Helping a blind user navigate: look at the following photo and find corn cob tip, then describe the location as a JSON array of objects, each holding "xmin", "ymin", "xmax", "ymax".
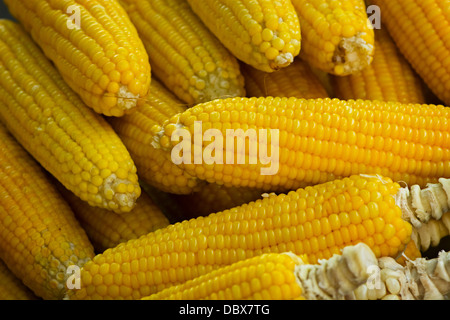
[
  {"xmin": 100, "ymin": 173, "xmax": 141, "ymax": 213},
  {"xmin": 117, "ymin": 85, "xmax": 141, "ymax": 112},
  {"xmin": 333, "ymin": 32, "xmax": 374, "ymax": 76},
  {"xmin": 271, "ymin": 53, "xmax": 295, "ymax": 71}
]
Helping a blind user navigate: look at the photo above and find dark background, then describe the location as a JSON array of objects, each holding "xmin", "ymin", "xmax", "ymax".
[{"xmin": 0, "ymin": 1, "xmax": 14, "ymax": 20}]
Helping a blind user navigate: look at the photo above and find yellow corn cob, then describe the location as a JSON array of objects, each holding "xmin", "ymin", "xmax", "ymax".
[
  {"xmin": 371, "ymin": 0, "xmax": 450, "ymax": 106},
  {"xmin": 108, "ymin": 79, "xmax": 200, "ymax": 195},
  {"xmin": 0, "ymin": 20, "xmax": 140, "ymax": 213},
  {"xmin": 143, "ymin": 243, "xmax": 378, "ymax": 300},
  {"xmin": 118, "ymin": 0, "xmax": 245, "ymax": 104},
  {"xmin": 0, "ymin": 123, "xmax": 95, "ymax": 300},
  {"xmin": 242, "ymin": 59, "xmax": 329, "ymax": 99},
  {"xmin": 170, "ymin": 183, "xmax": 265, "ymax": 219},
  {"xmin": 332, "ymin": 27, "xmax": 426, "ymax": 104},
  {"xmin": 186, "ymin": 0, "xmax": 301, "ymax": 73},
  {"xmin": 154, "ymin": 97, "xmax": 450, "ymax": 192},
  {"xmin": 58, "ymin": 187, "xmax": 170, "ymax": 253},
  {"xmin": 291, "ymin": 0, "xmax": 375, "ymax": 76},
  {"xmin": 0, "ymin": 259, "xmax": 38, "ymax": 300},
  {"xmin": 4, "ymin": 0, "xmax": 151, "ymax": 117},
  {"xmin": 67, "ymin": 175, "xmax": 413, "ymax": 300}
]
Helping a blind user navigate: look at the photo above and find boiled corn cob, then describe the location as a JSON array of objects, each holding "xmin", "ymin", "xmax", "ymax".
[
  {"xmin": 371, "ymin": 0, "xmax": 450, "ymax": 106},
  {"xmin": 0, "ymin": 259, "xmax": 38, "ymax": 300},
  {"xmin": 291, "ymin": 0, "xmax": 375, "ymax": 75},
  {"xmin": 395, "ymin": 240, "xmax": 422, "ymax": 267},
  {"xmin": 332, "ymin": 27, "xmax": 426, "ymax": 104},
  {"xmin": 242, "ymin": 59, "xmax": 329, "ymax": 99},
  {"xmin": 3, "ymin": 0, "xmax": 151, "ymax": 117},
  {"xmin": 58, "ymin": 187, "xmax": 170, "ymax": 253},
  {"xmin": 143, "ymin": 243, "xmax": 378, "ymax": 300},
  {"xmin": 0, "ymin": 122, "xmax": 95, "ymax": 300},
  {"xmin": 153, "ymin": 97, "xmax": 450, "ymax": 192},
  {"xmin": 67, "ymin": 175, "xmax": 415, "ymax": 300},
  {"xmin": 186, "ymin": 0, "xmax": 301, "ymax": 73},
  {"xmin": 108, "ymin": 79, "xmax": 200, "ymax": 195},
  {"xmin": 0, "ymin": 20, "xmax": 140, "ymax": 213},
  {"xmin": 119, "ymin": 0, "xmax": 245, "ymax": 104}
]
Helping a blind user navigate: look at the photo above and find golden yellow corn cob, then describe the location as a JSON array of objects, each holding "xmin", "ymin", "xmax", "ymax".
[
  {"xmin": 394, "ymin": 239, "xmax": 422, "ymax": 266},
  {"xmin": 67, "ymin": 175, "xmax": 413, "ymax": 300},
  {"xmin": 170, "ymin": 183, "xmax": 265, "ymax": 219},
  {"xmin": 242, "ymin": 59, "xmax": 329, "ymax": 99},
  {"xmin": 291, "ymin": 0, "xmax": 375, "ymax": 75},
  {"xmin": 143, "ymin": 243, "xmax": 378, "ymax": 300},
  {"xmin": 58, "ymin": 187, "xmax": 170, "ymax": 253},
  {"xmin": 0, "ymin": 123, "xmax": 95, "ymax": 300},
  {"xmin": 0, "ymin": 20, "xmax": 140, "ymax": 213},
  {"xmin": 332, "ymin": 27, "xmax": 426, "ymax": 104},
  {"xmin": 108, "ymin": 79, "xmax": 200, "ymax": 195},
  {"xmin": 186, "ymin": 0, "xmax": 301, "ymax": 73},
  {"xmin": 371, "ymin": 0, "xmax": 450, "ymax": 106},
  {"xmin": 0, "ymin": 259, "xmax": 38, "ymax": 300},
  {"xmin": 154, "ymin": 97, "xmax": 450, "ymax": 192},
  {"xmin": 4, "ymin": 0, "xmax": 151, "ymax": 117},
  {"xmin": 119, "ymin": 0, "xmax": 245, "ymax": 104}
]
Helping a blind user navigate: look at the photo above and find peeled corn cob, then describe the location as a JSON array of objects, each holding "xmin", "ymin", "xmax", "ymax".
[
  {"xmin": 58, "ymin": 187, "xmax": 170, "ymax": 253},
  {"xmin": 108, "ymin": 79, "xmax": 200, "ymax": 195},
  {"xmin": 186, "ymin": 0, "xmax": 301, "ymax": 73},
  {"xmin": 371, "ymin": 0, "xmax": 450, "ymax": 106},
  {"xmin": 0, "ymin": 20, "xmax": 140, "ymax": 213},
  {"xmin": 3, "ymin": 0, "xmax": 151, "ymax": 117},
  {"xmin": 242, "ymin": 59, "xmax": 329, "ymax": 99},
  {"xmin": 0, "ymin": 122, "xmax": 95, "ymax": 300},
  {"xmin": 67, "ymin": 175, "xmax": 415, "ymax": 300},
  {"xmin": 332, "ymin": 27, "xmax": 426, "ymax": 104},
  {"xmin": 153, "ymin": 97, "xmax": 450, "ymax": 192},
  {"xmin": 119, "ymin": 0, "xmax": 245, "ymax": 104},
  {"xmin": 143, "ymin": 243, "xmax": 378, "ymax": 300},
  {"xmin": 0, "ymin": 259, "xmax": 38, "ymax": 300},
  {"xmin": 291, "ymin": 0, "xmax": 375, "ymax": 75}
]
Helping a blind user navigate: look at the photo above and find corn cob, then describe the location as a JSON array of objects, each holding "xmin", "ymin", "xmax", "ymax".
[
  {"xmin": 242, "ymin": 59, "xmax": 329, "ymax": 99},
  {"xmin": 395, "ymin": 240, "xmax": 422, "ymax": 267},
  {"xmin": 186, "ymin": 0, "xmax": 301, "ymax": 73},
  {"xmin": 170, "ymin": 183, "xmax": 265, "ymax": 219},
  {"xmin": 371, "ymin": 0, "xmax": 450, "ymax": 107},
  {"xmin": 108, "ymin": 79, "xmax": 200, "ymax": 195},
  {"xmin": 3, "ymin": 0, "xmax": 151, "ymax": 117},
  {"xmin": 332, "ymin": 27, "xmax": 427, "ymax": 104},
  {"xmin": 153, "ymin": 97, "xmax": 450, "ymax": 192},
  {"xmin": 67, "ymin": 175, "xmax": 415, "ymax": 300},
  {"xmin": 0, "ymin": 20, "xmax": 140, "ymax": 213},
  {"xmin": 0, "ymin": 259, "xmax": 38, "ymax": 300},
  {"xmin": 352, "ymin": 249, "xmax": 450, "ymax": 300},
  {"xmin": 118, "ymin": 0, "xmax": 245, "ymax": 105},
  {"xmin": 58, "ymin": 187, "xmax": 170, "ymax": 253},
  {"xmin": 143, "ymin": 243, "xmax": 378, "ymax": 300},
  {"xmin": 291, "ymin": 0, "xmax": 375, "ymax": 75},
  {"xmin": 0, "ymin": 122, "xmax": 95, "ymax": 300}
]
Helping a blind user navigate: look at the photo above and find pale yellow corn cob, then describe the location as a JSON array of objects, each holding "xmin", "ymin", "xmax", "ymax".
[
  {"xmin": 0, "ymin": 20, "xmax": 140, "ymax": 213},
  {"xmin": 187, "ymin": 0, "xmax": 302, "ymax": 72},
  {"xmin": 291, "ymin": 0, "xmax": 375, "ymax": 75},
  {"xmin": 4, "ymin": 0, "xmax": 151, "ymax": 117},
  {"xmin": 332, "ymin": 27, "xmax": 427, "ymax": 104},
  {"xmin": 0, "ymin": 122, "xmax": 95, "ymax": 300},
  {"xmin": 119, "ymin": 0, "xmax": 246, "ymax": 104},
  {"xmin": 371, "ymin": 0, "xmax": 450, "ymax": 107}
]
